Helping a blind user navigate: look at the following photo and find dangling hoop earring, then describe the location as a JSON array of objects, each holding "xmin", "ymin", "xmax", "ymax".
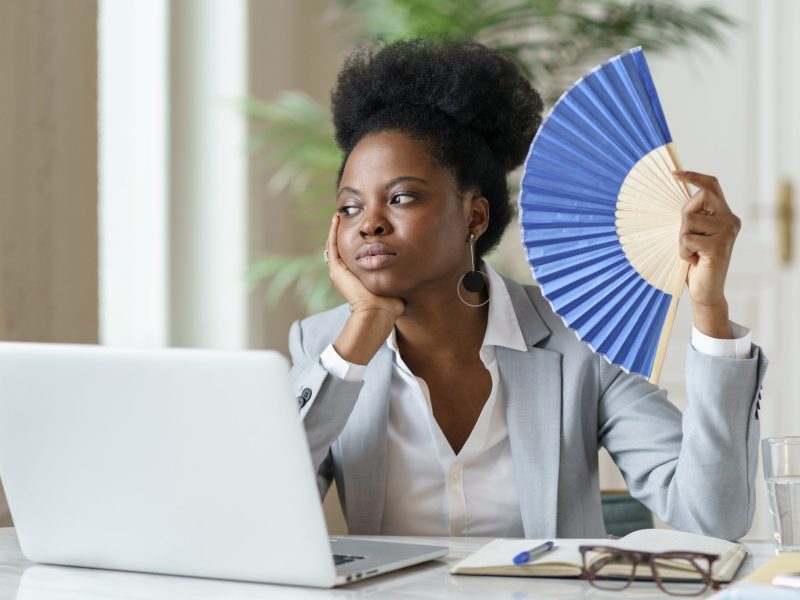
[{"xmin": 457, "ymin": 234, "xmax": 490, "ymax": 308}]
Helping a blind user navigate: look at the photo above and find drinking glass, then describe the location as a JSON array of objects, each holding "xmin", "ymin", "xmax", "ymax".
[{"xmin": 762, "ymin": 437, "xmax": 800, "ymax": 552}]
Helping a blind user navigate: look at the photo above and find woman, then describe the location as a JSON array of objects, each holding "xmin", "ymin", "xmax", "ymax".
[{"xmin": 289, "ymin": 39, "xmax": 767, "ymax": 540}]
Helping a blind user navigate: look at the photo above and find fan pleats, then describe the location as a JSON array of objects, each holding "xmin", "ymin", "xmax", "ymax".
[{"xmin": 518, "ymin": 48, "xmax": 689, "ymax": 380}]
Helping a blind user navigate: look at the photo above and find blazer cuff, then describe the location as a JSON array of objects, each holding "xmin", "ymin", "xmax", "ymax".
[
  {"xmin": 320, "ymin": 343, "xmax": 367, "ymax": 382},
  {"xmin": 691, "ymin": 321, "xmax": 752, "ymax": 359}
]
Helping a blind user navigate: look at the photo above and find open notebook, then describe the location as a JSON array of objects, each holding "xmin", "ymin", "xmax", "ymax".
[{"xmin": 451, "ymin": 529, "xmax": 747, "ymax": 582}]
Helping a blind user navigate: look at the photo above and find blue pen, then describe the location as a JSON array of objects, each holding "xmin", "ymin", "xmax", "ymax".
[{"xmin": 512, "ymin": 541, "xmax": 554, "ymax": 565}]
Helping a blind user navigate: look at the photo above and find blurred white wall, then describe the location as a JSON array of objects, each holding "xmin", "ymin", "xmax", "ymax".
[
  {"xmin": 100, "ymin": 0, "xmax": 249, "ymax": 351},
  {"xmin": 99, "ymin": 0, "xmax": 169, "ymax": 348},
  {"xmin": 169, "ymin": 0, "xmax": 249, "ymax": 350}
]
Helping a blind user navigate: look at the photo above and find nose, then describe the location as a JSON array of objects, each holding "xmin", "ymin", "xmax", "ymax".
[
  {"xmin": 359, "ymin": 208, "xmax": 391, "ymax": 239},
  {"xmin": 361, "ymin": 225, "xmax": 385, "ymax": 237}
]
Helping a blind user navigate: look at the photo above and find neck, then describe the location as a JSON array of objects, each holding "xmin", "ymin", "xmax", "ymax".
[{"xmin": 395, "ymin": 270, "xmax": 490, "ymax": 365}]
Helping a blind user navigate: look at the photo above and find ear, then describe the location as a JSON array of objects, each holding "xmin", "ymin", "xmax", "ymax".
[{"xmin": 466, "ymin": 195, "xmax": 490, "ymax": 239}]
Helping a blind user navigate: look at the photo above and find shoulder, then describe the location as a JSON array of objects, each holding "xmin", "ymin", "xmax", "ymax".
[
  {"xmin": 502, "ymin": 275, "xmax": 622, "ymax": 387},
  {"xmin": 517, "ymin": 280, "xmax": 567, "ymax": 332},
  {"xmin": 502, "ymin": 275, "xmax": 589, "ymax": 352},
  {"xmin": 289, "ymin": 303, "xmax": 351, "ymax": 359}
]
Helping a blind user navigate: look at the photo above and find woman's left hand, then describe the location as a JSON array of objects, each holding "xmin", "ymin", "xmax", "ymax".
[{"xmin": 673, "ymin": 170, "xmax": 741, "ymax": 339}]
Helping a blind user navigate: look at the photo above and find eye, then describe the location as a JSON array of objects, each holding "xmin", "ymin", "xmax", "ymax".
[
  {"xmin": 337, "ymin": 204, "xmax": 363, "ymax": 217},
  {"xmin": 390, "ymin": 193, "xmax": 416, "ymax": 205}
]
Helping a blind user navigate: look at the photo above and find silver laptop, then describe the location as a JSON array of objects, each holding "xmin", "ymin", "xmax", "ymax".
[{"xmin": 0, "ymin": 342, "xmax": 447, "ymax": 588}]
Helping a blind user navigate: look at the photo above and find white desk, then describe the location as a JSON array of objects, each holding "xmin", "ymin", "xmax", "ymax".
[{"xmin": 0, "ymin": 528, "xmax": 777, "ymax": 599}]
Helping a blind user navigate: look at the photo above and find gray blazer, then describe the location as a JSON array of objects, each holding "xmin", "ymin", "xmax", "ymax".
[{"xmin": 289, "ymin": 277, "xmax": 767, "ymax": 540}]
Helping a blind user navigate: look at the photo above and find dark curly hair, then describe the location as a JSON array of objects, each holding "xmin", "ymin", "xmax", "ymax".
[{"xmin": 330, "ymin": 38, "xmax": 544, "ymax": 259}]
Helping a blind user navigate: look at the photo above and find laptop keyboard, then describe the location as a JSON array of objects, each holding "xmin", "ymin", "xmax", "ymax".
[{"xmin": 333, "ymin": 553, "xmax": 365, "ymax": 566}]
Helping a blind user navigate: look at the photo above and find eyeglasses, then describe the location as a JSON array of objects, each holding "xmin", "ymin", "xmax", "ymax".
[{"xmin": 578, "ymin": 545, "xmax": 722, "ymax": 596}]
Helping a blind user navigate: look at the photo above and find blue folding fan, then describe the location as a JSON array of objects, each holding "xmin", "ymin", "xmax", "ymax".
[{"xmin": 518, "ymin": 47, "xmax": 691, "ymax": 383}]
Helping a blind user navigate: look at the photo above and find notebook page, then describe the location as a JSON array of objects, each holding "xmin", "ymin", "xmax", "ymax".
[
  {"xmin": 452, "ymin": 538, "xmax": 605, "ymax": 570},
  {"xmin": 609, "ymin": 528, "xmax": 745, "ymax": 579},
  {"xmin": 611, "ymin": 529, "xmax": 737, "ymax": 554}
]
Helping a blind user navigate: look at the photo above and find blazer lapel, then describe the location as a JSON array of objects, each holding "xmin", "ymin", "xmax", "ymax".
[
  {"xmin": 499, "ymin": 278, "xmax": 562, "ymax": 538},
  {"xmin": 337, "ymin": 344, "xmax": 393, "ymax": 534}
]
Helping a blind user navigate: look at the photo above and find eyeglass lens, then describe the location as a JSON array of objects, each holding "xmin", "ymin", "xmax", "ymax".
[{"xmin": 583, "ymin": 547, "xmax": 714, "ymax": 596}]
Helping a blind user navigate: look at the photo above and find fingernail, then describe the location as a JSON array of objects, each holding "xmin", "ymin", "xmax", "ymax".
[
  {"xmin": 332, "ymin": 213, "xmax": 338, "ymax": 222},
  {"xmin": 673, "ymin": 170, "xmax": 685, "ymax": 175}
]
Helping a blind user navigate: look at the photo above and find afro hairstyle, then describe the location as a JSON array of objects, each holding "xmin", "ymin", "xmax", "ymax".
[{"xmin": 330, "ymin": 37, "xmax": 543, "ymax": 259}]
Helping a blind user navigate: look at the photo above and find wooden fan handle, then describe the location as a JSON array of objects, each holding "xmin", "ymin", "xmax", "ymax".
[{"xmin": 649, "ymin": 260, "xmax": 691, "ymax": 384}]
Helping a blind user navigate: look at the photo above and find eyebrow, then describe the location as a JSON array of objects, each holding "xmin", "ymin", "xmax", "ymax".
[{"xmin": 337, "ymin": 176, "xmax": 430, "ymax": 198}]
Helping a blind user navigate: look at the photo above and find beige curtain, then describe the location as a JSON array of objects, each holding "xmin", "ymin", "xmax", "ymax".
[
  {"xmin": 0, "ymin": 0, "xmax": 99, "ymax": 527},
  {"xmin": 0, "ymin": 484, "xmax": 10, "ymax": 527}
]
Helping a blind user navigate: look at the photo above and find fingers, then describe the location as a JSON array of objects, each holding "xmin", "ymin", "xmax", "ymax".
[
  {"xmin": 682, "ymin": 211, "xmax": 717, "ymax": 235},
  {"xmin": 680, "ymin": 191, "xmax": 741, "ymax": 236},
  {"xmin": 679, "ymin": 207, "xmax": 739, "ymax": 266},
  {"xmin": 679, "ymin": 232, "xmax": 734, "ymax": 263},
  {"xmin": 673, "ymin": 170, "xmax": 725, "ymax": 201},
  {"xmin": 682, "ymin": 210, "xmax": 740, "ymax": 236},
  {"xmin": 326, "ymin": 213, "xmax": 343, "ymax": 266},
  {"xmin": 674, "ymin": 171, "xmax": 741, "ymax": 310},
  {"xmin": 676, "ymin": 171, "xmax": 741, "ymax": 228},
  {"xmin": 675, "ymin": 171, "xmax": 741, "ymax": 266},
  {"xmin": 682, "ymin": 189, "xmax": 712, "ymax": 215},
  {"xmin": 325, "ymin": 213, "xmax": 360, "ymax": 290},
  {"xmin": 326, "ymin": 214, "xmax": 354, "ymax": 295},
  {"xmin": 674, "ymin": 170, "xmax": 737, "ymax": 219}
]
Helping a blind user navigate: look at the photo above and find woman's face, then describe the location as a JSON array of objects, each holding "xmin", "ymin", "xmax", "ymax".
[{"xmin": 336, "ymin": 130, "xmax": 485, "ymax": 298}]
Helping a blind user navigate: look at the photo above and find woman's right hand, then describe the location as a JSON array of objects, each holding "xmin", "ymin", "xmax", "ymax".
[{"xmin": 326, "ymin": 214, "xmax": 404, "ymax": 365}]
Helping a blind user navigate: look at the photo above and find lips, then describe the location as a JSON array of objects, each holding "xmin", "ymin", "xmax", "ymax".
[
  {"xmin": 355, "ymin": 243, "xmax": 398, "ymax": 270},
  {"xmin": 355, "ymin": 243, "xmax": 396, "ymax": 259}
]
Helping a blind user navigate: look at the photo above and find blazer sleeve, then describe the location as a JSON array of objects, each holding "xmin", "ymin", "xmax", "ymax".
[
  {"xmin": 598, "ymin": 343, "xmax": 768, "ymax": 540},
  {"xmin": 288, "ymin": 318, "xmax": 365, "ymax": 499}
]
